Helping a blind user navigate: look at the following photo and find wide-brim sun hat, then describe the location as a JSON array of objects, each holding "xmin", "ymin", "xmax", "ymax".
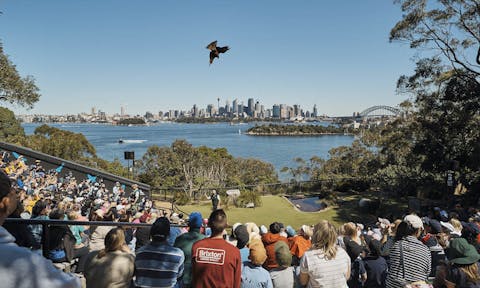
[{"xmin": 447, "ymin": 238, "xmax": 480, "ymax": 265}]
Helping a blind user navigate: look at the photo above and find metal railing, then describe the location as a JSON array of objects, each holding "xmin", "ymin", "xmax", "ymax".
[{"xmin": 4, "ymin": 218, "xmax": 186, "ymax": 258}]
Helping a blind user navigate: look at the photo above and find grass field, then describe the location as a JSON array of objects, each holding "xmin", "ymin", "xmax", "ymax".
[
  {"xmin": 176, "ymin": 196, "xmax": 332, "ymax": 228},
  {"xmin": 172, "ymin": 194, "xmax": 392, "ymax": 229}
]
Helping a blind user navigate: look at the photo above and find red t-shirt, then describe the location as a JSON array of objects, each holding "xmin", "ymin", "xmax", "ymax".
[{"xmin": 192, "ymin": 237, "xmax": 241, "ymax": 288}]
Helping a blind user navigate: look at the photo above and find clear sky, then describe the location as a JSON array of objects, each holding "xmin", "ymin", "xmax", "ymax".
[{"xmin": 1, "ymin": 0, "xmax": 416, "ymax": 116}]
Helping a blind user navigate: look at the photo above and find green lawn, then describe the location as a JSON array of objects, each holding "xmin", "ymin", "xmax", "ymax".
[
  {"xmin": 178, "ymin": 195, "xmax": 339, "ymax": 229},
  {"xmin": 177, "ymin": 194, "xmax": 407, "ymax": 229}
]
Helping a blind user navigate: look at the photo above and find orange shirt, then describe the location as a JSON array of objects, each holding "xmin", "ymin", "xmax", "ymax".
[{"xmin": 289, "ymin": 235, "xmax": 312, "ymax": 259}]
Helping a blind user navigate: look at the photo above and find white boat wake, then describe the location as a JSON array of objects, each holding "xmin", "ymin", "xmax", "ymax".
[{"xmin": 118, "ymin": 139, "xmax": 147, "ymax": 144}]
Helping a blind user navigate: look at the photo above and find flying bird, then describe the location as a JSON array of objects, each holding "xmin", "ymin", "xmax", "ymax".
[{"xmin": 206, "ymin": 40, "xmax": 229, "ymax": 65}]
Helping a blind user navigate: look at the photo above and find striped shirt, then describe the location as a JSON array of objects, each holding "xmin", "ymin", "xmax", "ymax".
[
  {"xmin": 299, "ymin": 246, "xmax": 350, "ymax": 288},
  {"xmin": 386, "ymin": 236, "xmax": 431, "ymax": 288},
  {"xmin": 135, "ymin": 241, "xmax": 185, "ymax": 288}
]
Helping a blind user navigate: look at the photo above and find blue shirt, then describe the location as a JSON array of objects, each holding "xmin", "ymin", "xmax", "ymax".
[
  {"xmin": 241, "ymin": 262, "xmax": 273, "ymax": 288},
  {"xmin": 135, "ymin": 241, "xmax": 185, "ymax": 288},
  {"xmin": 69, "ymin": 225, "xmax": 85, "ymax": 245}
]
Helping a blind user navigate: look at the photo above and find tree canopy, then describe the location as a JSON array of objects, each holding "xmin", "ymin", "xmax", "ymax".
[
  {"xmin": 391, "ymin": 0, "xmax": 480, "ymax": 79},
  {"xmin": 0, "ymin": 43, "xmax": 40, "ymax": 108}
]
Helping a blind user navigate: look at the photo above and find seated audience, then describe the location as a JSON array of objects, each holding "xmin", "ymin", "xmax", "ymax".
[{"xmin": 84, "ymin": 227, "xmax": 134, "ymax": 288}]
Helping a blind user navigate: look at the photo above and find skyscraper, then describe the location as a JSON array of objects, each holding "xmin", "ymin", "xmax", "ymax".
[
  {"xmin": 272, "ymin": 105, "xmax": 280, "ymax": 118},
  {"xmin": 232, "ymin": 99, "xmax": 238, "ymax": 115},
  {"xmin": 247, "ymin": 98, "xmax": 254, "ymax": 116},
  {"xmin": 313, "ymin": 104, "xmax": 318, "ymax": 118}
]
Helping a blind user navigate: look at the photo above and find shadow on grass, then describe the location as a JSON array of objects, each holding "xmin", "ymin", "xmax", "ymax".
[{"xmin": 332, "ymin": 191, "xmax": 408, "ymax": 225}]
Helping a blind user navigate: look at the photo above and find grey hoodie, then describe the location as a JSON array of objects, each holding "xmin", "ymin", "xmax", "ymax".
[{"xmin": 0, "ymin": 226, "xmax": 80, "ymax": 288}]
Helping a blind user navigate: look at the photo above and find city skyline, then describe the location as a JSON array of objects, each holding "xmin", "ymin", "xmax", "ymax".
[{"xmin": 1, "ymin": 1, "xmax": 415, "ymax": 116}]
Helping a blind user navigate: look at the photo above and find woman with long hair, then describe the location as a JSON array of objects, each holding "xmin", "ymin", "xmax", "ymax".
[
  {"xmin": 88, "ymin": 209, "xmax": 114, "ymax": 252},
  {"xmin": 299, "ymin": 220, "xmax": 351, "ymax": 288},
  {"xmin": 435, "ymin": 237, "xmax": 480, "ymax": 288},
  {"xmin": 84, "ymin": 228, "xmax": 134, "ymax": 288}
]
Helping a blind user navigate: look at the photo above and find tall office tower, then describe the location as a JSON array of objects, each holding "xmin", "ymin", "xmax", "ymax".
[
  {"xmin": 91, "ymin": 107, "xmax": 97, "ymax": 115},
  {"xmin": 225, "ymin": 100, "xmax": 230, "ymax": 114},
  {"xmin": 280, "ymin": 104, "xmax": 288, "ymax": 119},
  {"xmin": 193, "ymin": 104, "xmax": 199, "ymax": 118},
  {"xmin": 313, "ymin": 104, "xmax": 318, "ymax": 118},
  {"xmin": 293, "ymin": 104, "xmax": 301, "ymax": 117},
  {"xmin": 207, "ymin": 104, "xmax": 214, "ymax": 117},
  {"xmin": 238, "ymin": 104, "xmax": 244, "ymax": 116},
  {"xmin": 272, "ymin": 104, "xmax": 280, "ymax": 118},
  {"xmin": 232, "ymin": 99, "xmax": 238, "ymax": 115},
  {"xmin": 158, "ymin": 111, "xmax": 164, "ymax": 118},
  {"xmin": 169, "ymin": 110, "xmax": 174, "ymax": 119},
  {"xmin": 255, "ymin": 101, "xmax": 261, "ymax": 114},
  {"xmin": 247, "ymin": 98, "xmax": 254, "ymax": 116},
  {"xmin": 120, "ymin": 106, "xmax": 126, "ymax": 116}
]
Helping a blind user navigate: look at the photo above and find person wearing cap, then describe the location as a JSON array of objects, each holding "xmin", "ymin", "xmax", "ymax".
[
  {"xmin": 192, "ymin": 209, "xmax": 241, "ymax": 288},
  {"xmin": 386, "ymin": 214, "xmax": 431, "ymax": 287},
  {"xmin": 0, "ymin": 170, "xmax": 81, "ymax": 288},
  {"xmin": 174, "ymin": 212, "xmax": 205, "ymax": 288},
  {"xmin": 421, "ymin": 217, "xmax": 447, "ymax": 277},
  {"xmin": 262, "ymin": 222, "xmax": 289, "ymax": 271},
  {"xmin": 270, "ymin": 241, "xmax": 294, "ymax": 288},
  {"xmin": 434, "ymin": 237, "xmax": 480, "ymax": 287},
  {"xmin": 135, "ymin": 217, "xmax": 185, "ymax": 288},
  {"xmin": 241, "ymin": 238, "xmax": 273, "ymax": 288},
  {"xmin": 288, "ymin": 224, "xmax": 312, "ymax": 266},
  {"xmin": 363, "ymin": 239, "xmax": 388, "ymax": 288}
]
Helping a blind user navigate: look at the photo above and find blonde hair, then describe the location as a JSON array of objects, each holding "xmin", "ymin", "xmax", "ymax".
[
  {"xmin": 97, "ymin": 228, "xmax": 126, "ymax": 259},
  {"xmin": 67, "ymin": 211, "xmax": 78, "ymax": 220},
  {"xmin": 301, "ymin": 225, "xmax": 313, "ymax": 239},
  {"xmin": 343, "ymin": 222, "xmax": 357, "ymax": 238},
  {"xmin": 460, "ymin": 262, "xmax": 480, "ymax": 283},
  {"xmin": 450, "ymin": 218, "xmax": 462, "ymax": 233},
  {"xmin": 312, "ymin": 220, "xmax": 338, "ymax": 260}
]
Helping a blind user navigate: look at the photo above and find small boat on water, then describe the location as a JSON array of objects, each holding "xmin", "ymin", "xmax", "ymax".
[{"xmin": 118, "ymin": 139, "xmax": 147, "ymax": 144}]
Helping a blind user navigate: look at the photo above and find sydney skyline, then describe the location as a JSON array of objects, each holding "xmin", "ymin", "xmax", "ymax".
[{"xmin": 1, "ymin": 1, "xmax": 416, "ymax": 116}]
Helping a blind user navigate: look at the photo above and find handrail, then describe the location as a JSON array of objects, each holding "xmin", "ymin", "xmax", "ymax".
[
  {"xmin": 4, "ymin": 218, "xmax": 186, "ymax": 227},
  {"xmin": 5, "ymin": 218, "xmax": 187, "ymax": 259}
]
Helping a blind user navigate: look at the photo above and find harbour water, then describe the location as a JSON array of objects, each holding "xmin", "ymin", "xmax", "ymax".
[{"xmin": 22, "ymin": 123, "xmax": 354, "ymax": 177}]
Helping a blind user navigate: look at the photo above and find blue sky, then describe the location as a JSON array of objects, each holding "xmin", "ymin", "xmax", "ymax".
[{"xmin": 1, "ymin": 0, "xmax": 415, "ymax": 116}]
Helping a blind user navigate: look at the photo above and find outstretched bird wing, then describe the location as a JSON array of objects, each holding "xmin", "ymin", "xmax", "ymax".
[
  {"xmin": 206, "ymin": 41, "xmax": 217, "ymax": 51},
  {"xmin": 209, "ymin": 51, "xmax": 218, "ymax": 64},
  {"xmin": 216, "ymin": 46, "xmax": 229, "ymax": 54}
]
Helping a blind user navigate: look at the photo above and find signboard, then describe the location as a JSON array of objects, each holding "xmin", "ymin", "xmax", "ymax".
[
  {"xmin": 226, "ymin": 189, "xmax": 241, "ymax": 197},
  {"xmin": 446, "ymin": 171, "xmax": 454, "ymax": 187}
]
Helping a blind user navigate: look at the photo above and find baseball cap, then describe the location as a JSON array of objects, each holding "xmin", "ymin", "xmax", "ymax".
[
  {"xmin": 150, "ymin": 217, "xmax": 170, "ymax": 240},
  {"xmin": 404, "ymin": 214, "xmax": 424, "ymax": 229}
]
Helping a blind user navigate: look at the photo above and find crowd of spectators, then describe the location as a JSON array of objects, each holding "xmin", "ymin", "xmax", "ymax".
[{"xmin": 0, "ymin": 150, "xmax": 480, "ymax": 288}]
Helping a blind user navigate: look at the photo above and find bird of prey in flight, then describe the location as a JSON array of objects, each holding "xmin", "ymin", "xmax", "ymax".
[{"xmin": 206, "ymin": 40, "xmax": 229, "ymax": 65}]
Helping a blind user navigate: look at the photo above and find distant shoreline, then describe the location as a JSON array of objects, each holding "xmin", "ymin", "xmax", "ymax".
[{"xmin": 246, "ymin": 132, "xmax": 353, "ymax": 136}]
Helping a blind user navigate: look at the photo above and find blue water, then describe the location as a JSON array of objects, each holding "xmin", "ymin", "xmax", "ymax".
[{"xmin": 22, "ymin": 123, "xmax": 354, "ymax": 178}]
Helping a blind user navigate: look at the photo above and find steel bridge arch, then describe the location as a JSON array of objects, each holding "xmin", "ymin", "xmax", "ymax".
[{"xmin": 359, "ymin": 105, "xmax": 400, "ymax": 117}]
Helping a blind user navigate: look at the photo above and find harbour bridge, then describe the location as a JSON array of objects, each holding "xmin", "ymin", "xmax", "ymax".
[
  {"xmin": 333, "ymin": 105, "xmax": 401, "ymax": 121},
  {"xmin": 359, "ymin": 105, "xmax": 400, "ymax": 118}
]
